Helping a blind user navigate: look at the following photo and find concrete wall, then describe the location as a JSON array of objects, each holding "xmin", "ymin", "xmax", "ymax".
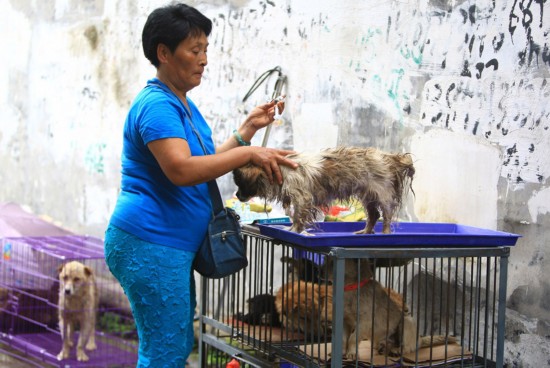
[{"xmin": 1, "ymin": 0, "xmax": 549, "ymax": 365}]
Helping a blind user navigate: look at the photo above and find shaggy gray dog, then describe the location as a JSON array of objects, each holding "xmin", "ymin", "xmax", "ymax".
[{"xmin": 233, "ymin": 146, "xmax": 415, "ymax": 234}]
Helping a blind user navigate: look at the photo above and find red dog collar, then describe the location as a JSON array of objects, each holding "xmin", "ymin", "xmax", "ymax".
[{"xmin": 344, "ymin": 278, "xmax": 370, "ymax": 291}]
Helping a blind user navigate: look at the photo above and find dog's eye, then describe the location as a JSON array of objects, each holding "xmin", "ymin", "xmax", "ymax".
[
  {"xmin": 73, "ymin": 277, "xmax": 81, "ymax": 282},
  {"xmin": 63, "ymin": 276, "xmax": 69, "ymax": 281}
]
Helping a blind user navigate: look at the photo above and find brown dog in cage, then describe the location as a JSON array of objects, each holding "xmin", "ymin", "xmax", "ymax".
[
  {"xmin": 323, "ymin": 257, "xmax": 455, "ymax": 360},
  {"xmin": 233, "ymin": 146, "xmax": 415, "ymax": 234},
  {"xmin": 275, "ymin": 280, "xmax": 333, "ymax": 338},
  {"xmin": 57, "ymin": 261, "xmax": 98, "ymax": 362}
]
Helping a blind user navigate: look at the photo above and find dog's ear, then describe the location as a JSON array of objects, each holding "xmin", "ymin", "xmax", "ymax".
[
  {"xmin": 57, "ymin": 264, "xmax": 65, "ymax": 274},
  {"xmin": 84, "ymin": 266, "xmax": 93, "ymax": 278},
  {"xmin": 358, "ymin": 258, "xmax": 374, "ymax": 278},
  {"xmin": 241, "ymin": 164, "xmax": 264, "ymax": 183},
  {"xmin": 252, "ymin": 167, "xmax": 265, "ymax": 182}
]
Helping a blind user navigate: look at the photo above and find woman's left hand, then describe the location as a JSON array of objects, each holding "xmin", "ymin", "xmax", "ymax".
[{"xmin": 244, "ymin": 98, "xmax": 285, "ymax": 131}]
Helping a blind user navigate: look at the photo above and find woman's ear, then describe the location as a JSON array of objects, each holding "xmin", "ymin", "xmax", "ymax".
[{"xmin": 157, "ymin": 43, "xmax": 170, "ymax": 64}]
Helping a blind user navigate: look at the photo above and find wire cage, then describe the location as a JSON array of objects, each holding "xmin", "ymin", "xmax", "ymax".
[
  {"xmin": 0, "ymin": 235, "xmax": 137, "ymax": 367},
  {"xmin": 197, "ymin": 223, "xmax": 517, "ymax": 368}
]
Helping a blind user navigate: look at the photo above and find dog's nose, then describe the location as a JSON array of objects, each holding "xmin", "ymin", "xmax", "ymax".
[
  {"xmin": 235, "ymin": 191, "xmax": 245, "ymax": 201},
  {"xmin": 64, "ymin": 289, "xmax": 71, "ymax": 295}
]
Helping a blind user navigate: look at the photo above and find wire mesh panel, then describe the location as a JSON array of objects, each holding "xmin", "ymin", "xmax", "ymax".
[
  {"xmin": 197, "ymin": 224, "xmax": 512, "ymax": 368},
  {"xmin": 0, "ymin": 236, "xmax": 137, "ymax": 367}
]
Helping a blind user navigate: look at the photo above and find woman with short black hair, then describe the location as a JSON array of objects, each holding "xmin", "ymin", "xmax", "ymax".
[{"xmin": 104, "ymin": 3, "xmax": 295, "ymax": 366}]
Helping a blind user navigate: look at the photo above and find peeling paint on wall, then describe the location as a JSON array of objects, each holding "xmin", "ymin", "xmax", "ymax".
[{"xmin": 528, "ymin": 187, "xmax": 550, "ymax": 223}]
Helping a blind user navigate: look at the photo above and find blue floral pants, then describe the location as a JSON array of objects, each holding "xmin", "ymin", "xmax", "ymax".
[{"xmin": 104, "ymin": 224, "xmax": 196, "ymax": 367}]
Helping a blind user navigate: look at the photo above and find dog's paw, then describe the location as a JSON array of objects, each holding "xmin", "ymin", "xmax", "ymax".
[
  {"xmin": 388, "ymin": 347, "xmax": 403, "ymax": 357},
  {"xmin": 344, "ymin": 344, "xmax": 359, "ymax": 361},
  {"xmin": 76, "ymin": 348, "xmax": 89, "ymax": 362},
  {"xmin": 85, "ymin": 340, "xmax": 97, "ymax": 351},
  {"xmin": 57, "ymin": 350, "xmax": 69, "ymax": 361},
  {"xmin": 345, "ymin": 352, "xmax": 358, "ymax": 361},
  {"xmin": 379, "ymin": 341, "xmax": 402, "ymax": 357}
]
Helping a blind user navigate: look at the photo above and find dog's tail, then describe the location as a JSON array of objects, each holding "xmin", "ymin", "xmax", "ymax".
[
  {"xmin": 391, "ymin": 153, "xmax": 415, "ymax": 199},
  {"xmin": 419, "ymin": 334, "xmax": 457, "ymax": 348},
  {"xmin": 397, "ymin": 315, "xmax": 456, "ymax": 355},
  {"xmin": 401, "ymin": 153, "xmax": 415, "ymax": 180}
]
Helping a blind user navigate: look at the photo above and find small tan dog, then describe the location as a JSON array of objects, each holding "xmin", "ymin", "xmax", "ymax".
[
  {"xmin": 233, "ymin": 146, "xmax": 415, "ymax": 234},
  {"xmin": 274, "ymin": 280, "xmax": 333, "ymax": 339},
  {"xmin": 57, "ymin": 261, "xmax": 98, "ymax": 362},
  {"xmin": 323, "ymin": 257, "xmax": 455, "ymax": 360}
]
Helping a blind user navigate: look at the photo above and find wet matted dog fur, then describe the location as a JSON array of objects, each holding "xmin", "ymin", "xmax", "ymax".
[
  {"xmin": 322, "ymin": 257, "xmax": 455, "ymax": 360},
  {"xmin": 57, "ymin": 261, "xmax": 98, "ymax": 362},
  {"xmin": 233, "ymin": 146, "xmax": 415, "ymax": 234}
]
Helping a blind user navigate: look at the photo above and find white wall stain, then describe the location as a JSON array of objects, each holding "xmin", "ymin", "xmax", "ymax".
[
  {"xmin": 411, "ymin": 128, "xmax": 501, "ymax": 229},
  {"xmin": 528, "ymin": 187, "xmax": 550, "ymax": 224},
  {"xmin": 292, "ymin": 103, "xmax": 337, "ymax": 151}
]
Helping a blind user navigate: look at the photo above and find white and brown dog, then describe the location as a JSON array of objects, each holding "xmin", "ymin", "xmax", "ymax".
[
  {"xmin": 233, "ymin": 146, "xmax": 415, "ymax": 234},
  {"xmin": 57, "ymin": 261, "xmax": 98, "ymax": 362}
]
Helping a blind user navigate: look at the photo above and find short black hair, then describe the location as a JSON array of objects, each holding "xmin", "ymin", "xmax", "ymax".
[{"xmin": 142, "ymin": 3, "xmax": 212, "ymax": 68}]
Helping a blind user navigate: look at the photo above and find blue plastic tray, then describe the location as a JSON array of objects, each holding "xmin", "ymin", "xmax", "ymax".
[{"xmin": 257, "ymin": 222, "xmax": 521, "ymax": 248}]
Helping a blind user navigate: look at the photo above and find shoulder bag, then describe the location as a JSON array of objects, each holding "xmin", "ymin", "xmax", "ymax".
[
  {"xmin": 193, "ymin": 179, "xmax": 248, "ymax": 278},
  {"xmin": 188, "ymin": 121, "xmax": 248, "ymax": 279}
]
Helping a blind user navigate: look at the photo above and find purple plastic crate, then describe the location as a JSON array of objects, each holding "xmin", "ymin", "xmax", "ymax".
[
  {"xmin": 3, "ymin": 235, "xmax": 105, "ymax": 260},
  {"xmin": 280, "ymin": 361, "xmax": 299, "ymax": 368},
  {"xmin": 258, "ymin": 221, "xmax": 521, "ymax": 248},
  {"xmin": 0, "ymin": 235, "xmax": 137, "ymax": 367},
  {"xmin": 1, "ymin": 236, "xmax": 105, "ymax": 290},
  {"xmin": 1, "ymin": 331, "xmax": 137, "ymax": 367}
]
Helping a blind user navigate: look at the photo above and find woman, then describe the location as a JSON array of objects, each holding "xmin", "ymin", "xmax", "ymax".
[{"xmin": 104, "ymin": 3, "xmax": 296, "ymax": 366}]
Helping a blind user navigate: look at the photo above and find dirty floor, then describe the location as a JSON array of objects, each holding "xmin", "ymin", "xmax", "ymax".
[{"xmin": 0, "ymin": 344, "xmax": 200, "ymax": 367}]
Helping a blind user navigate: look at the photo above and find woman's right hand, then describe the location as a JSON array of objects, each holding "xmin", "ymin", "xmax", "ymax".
[{"xmin": 248, "ymin": 147, "xmax": 298, "ymax": 185}]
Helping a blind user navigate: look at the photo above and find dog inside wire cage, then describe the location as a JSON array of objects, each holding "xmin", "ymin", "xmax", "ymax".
[
  {"xmin": 0, "ymin": 236, "xmax": 138, "ymax": 367},
  {"xmin": 223, "ymin": 241, "xmax": 502, "ymax": 366}
]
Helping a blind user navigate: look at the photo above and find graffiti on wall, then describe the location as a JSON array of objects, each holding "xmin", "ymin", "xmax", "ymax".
[
  {"xmin": 421, "ymin": 77, "xmax": 548, "ymax": 184},
  {"xmin": 84, "ymin": 143, "xmax": 106, "ymax": 174},
  {"xmin": 509, "ymin": 0, "xmax": 550, "ymax": 68},
  {"xmin": 415, "ymin": 2, "xmax": 549, "ymax": 186},
  {"xmin": 199, "ymin": 1, "xmax": 549, "ymax": 188}
]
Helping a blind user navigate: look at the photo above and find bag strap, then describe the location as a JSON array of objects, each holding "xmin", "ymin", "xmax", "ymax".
[
  {"xmin": 205, "ymin": 179, "xmax": 224, "ymax": 214},
  {"xmin": 184, "ymin": 110, "xmax": 224, "ymax": 215},
  {"xmin": 148, "ymin": 80, "xmax": 224, "ymax": 215},
  {"xmin": 182, "ymin": 111, "xmax": 224, "ymax": 215}
]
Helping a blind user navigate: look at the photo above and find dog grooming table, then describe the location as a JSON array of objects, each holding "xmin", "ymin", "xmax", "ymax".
[{"xmin": 197, "ymin": 221, "xmax": 519, "ymax": 367}]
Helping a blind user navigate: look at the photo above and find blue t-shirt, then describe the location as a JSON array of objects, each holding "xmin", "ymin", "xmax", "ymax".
[{"xmin": 109, "ymin": 78, "xmax": 215, "ymax": 252}]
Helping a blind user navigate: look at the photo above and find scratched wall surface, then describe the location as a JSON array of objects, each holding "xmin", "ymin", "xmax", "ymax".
[{"xmin": 0, "ymin": 0, "xmax": 549, "ymax": 365}]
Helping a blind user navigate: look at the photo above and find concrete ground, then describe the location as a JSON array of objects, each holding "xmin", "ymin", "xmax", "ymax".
[
  {"xmin": 0, "ymin": 344, "xmax": 200, "ymax": 367},
  {"xmin": 0, "ymin": 344, "xmax": 54, "ymax": 368}
]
